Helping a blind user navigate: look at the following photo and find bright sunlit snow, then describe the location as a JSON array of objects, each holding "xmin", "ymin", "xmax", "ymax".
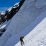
[{"xmin": 15, "ymin": 18, "xmax": 46, "ymax": 46}]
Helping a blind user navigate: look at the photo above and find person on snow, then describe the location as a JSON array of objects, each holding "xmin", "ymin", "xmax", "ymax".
[{"xmin": 20, "ymin": 36, "xmax": 24, "ymax": 46}]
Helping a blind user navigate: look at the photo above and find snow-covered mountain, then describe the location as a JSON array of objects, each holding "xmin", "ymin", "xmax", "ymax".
[
  {"xmin": 0, "ymin": 0, "xmax": 25, "ymax": 23},
  {"xmin": 14, "ymin": 11, "xmax": 46, "ymax": 46},
  {"xmin": 4, "ymin": 11, "xmax": 46, "ymax": 46},
  {"xmin": 0, "ymin": 0, "xmax": 46, "ymax": 46},
  {"xmin": 0, "ymin": 2, "xmax": 19, "ymax": 36},
  {"xmin": 0, "ymin": 2, "xmax": 19, "ymax": 23},
  {"xmin": 0, "ymin": 0, "xmax": 25, "ymax": 36}
]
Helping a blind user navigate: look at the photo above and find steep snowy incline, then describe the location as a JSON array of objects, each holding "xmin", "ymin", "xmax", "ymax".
[
  {"xmin": 15, "ymin": 14, "xmax": 46, "ymax": 46},
  {"xmin": 0, "ymin": 0, "xmax": 46, "ymax": 46},
  {"xmin": 4, "ymin": 11, "xmax": 46, "ymax": 46}
]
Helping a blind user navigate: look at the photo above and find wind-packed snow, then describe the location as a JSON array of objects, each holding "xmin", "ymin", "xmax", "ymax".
[
  {"xmin": 35, "ymin": 0, "xmax": 46, "ymax": 8},
  {"xmin": 0, "ymin": 0, "xmax": 46, "ymax": 46},
  {"xmin": 4, "ymin": 11, "xmax": 46, "ymax": 46},
  {"xmin": 15, "ymin": 18, "xmax": 46, "ymax": 46}
]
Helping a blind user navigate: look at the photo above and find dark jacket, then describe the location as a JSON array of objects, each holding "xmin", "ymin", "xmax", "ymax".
[{"xmin": 20, "ymin": 36, "xmax": 24, "ymax": 42}]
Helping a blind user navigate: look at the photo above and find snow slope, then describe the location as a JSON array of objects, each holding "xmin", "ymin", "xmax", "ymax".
[
  {"xmin": 4, "ymin": 10, "xmax": 46, "ymax": 46},
  {"xmin": 15, "ymin": 18, "xmax": 46, "ymax": 46},
  {"xmin": 0, "ymin": 0, "xmax": 46, "ymax": 46}
]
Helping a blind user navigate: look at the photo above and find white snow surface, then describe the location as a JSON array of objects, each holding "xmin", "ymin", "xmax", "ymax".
[
  {"xmin": 0, "ymin": 0, "xmax": 46, "ymax": 46},
  {"xmin": 15, "ymin": 17, "xmax": 46, "ymax": 46},
  {"xmin": 5, "ymin": 11, "xmax": 46, "ymax": 46},
  {"xmin": 0, "ymin": 24, "xmax": 6, "ymax": 29},
  {"xmin": 14, "ymin": 2, "xmax": 19, "ymax": 6}
]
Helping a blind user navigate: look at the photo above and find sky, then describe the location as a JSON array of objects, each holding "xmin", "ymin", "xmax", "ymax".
[{"xmin": 0, "ymin": 0, "xmax": 20, "ymax": 12}]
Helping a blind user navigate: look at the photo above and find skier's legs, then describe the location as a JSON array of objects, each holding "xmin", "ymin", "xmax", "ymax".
[{"xmin": 20, "ymin": 41, "xmax": 24, "ymax": 46}]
